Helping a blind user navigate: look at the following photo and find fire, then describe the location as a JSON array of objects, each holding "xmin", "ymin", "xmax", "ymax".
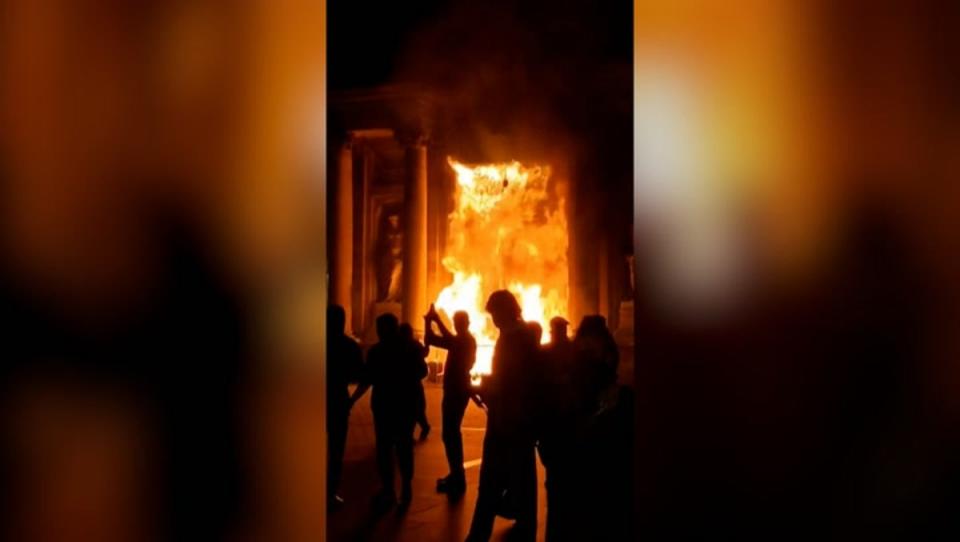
[{"xmin": 432, "ymin": 157, "xmax": 569, "ymax": 381}]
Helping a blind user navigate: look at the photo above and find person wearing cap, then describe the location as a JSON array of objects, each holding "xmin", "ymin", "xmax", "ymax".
[
  {"xmin": 540, "ymin": 315, "xmax": 575, "ymax": 417},
  {"xmin": 537, "ymin": 315, "xmax": 577, "ymax": 537},
  {"xmin": 466, "ymin": 290, "xmax": 541, "ymax": 542},
  {"xmin": 544, "ymin": 316, "xmax": 574, "ymax": 376}
]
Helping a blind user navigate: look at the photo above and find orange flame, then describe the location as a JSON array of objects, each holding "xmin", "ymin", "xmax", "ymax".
[{"xmin": 433, "ymin": 157, "xmax": 569, "ymax": 382}]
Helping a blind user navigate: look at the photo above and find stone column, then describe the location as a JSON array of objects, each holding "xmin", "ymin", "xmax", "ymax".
[
  {"xmin": 598, "ymin": 236, "xmax": 610, "ymax": 322},
  {"xmin": 614, "ymin": 253, "xmax": 636, "ymax": 387},
  {"xmin": 402, "ymin": 137, "xmax": 428, "ymax": 334},
  {"xmin": 331, "ymin": 138, "xmax": 353, "ymax": 333}
]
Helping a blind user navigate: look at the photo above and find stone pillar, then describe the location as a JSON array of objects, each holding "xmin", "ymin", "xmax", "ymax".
[
  {"xmin": 331, "ymin": 139, "xmax": 353, "ymax": 333},
  {"xmin": 598, "ymin": 236, "xmax": 610, "ymax": 322},
  {"xmin": 614, "ymin": 254, "xmax": 636, "ymax": 388},
  {"xmin": 402, "ymin": 137, "xmax": 428, "ymax": 334}
]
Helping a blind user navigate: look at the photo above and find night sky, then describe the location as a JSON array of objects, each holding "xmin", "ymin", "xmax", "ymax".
[{"xmin": 328, "ymin": 0, "xmax": 632, "ymax": 91}]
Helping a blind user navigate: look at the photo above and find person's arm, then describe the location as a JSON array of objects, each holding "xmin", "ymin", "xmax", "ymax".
[
  {"xmin": 436, "ymin": 315, "xmax": 455, "ymax": 340},
  {"xmin": 425, "ymin": 315, "xmax": 453, "ymax": 350},
  {"xmin": 465, "ymin": 337, "xmax": 477, "ymax": 374},
  {"xmin": 424, "ymin": 316, "xmax": 438, "ymax": 347},
  {"xmin": 350, "ymin": 381, "xmax": 370, "ymax": 406},
  {"xmin": 349, "ymin": 351, "xmax": 374, "ymax": 406},
  {"xmin": 347, "ymin": 342, "xmax": 364, "ymax": 383},
  {"xmin": 471, "ymin": 393, "xmax": 487, "ymax": 411},
  {"xmin": 466, "ymin": 339, "xmax": 487, "ymax": 409},
  {"xmin": 349, "ymin": 375, "xmax": 370, "ymax": 406}
]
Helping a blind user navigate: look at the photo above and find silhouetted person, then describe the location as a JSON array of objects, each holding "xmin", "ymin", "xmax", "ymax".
[
  {"xmin": 538, "ymin": 316, "xmax": 575, "ymax": 516},
  {"xmin": 424, "ymin": 304, "xmax": 477, "ymax": 495},
  {"xmin": 498, "ymin": 319, "xmax": 547, "ymax": 520},
  {"xmin": 809, "ymin": 195, "xmax": 930, "ymax": 536},
  {"xmin": 400, "ymin": 322, "xmax": 431, "ymax": 440},
  {"xmin": 572, "ymin": 316, "xmax": 619, "ymax": 394},
  {"xmin": 542, "ymin": 317, "xmax": 575, "ymax": 401},
  {"xmin": 467, "ymin": 290, "xmax": 541, "ymax": 542},
  {"xmin": 542, "ymin": 315, "xmax": 633, "ymax": 541},
  {"xmin": 545, "ymin": 317, "xmax": 572, "ymax": 357},
  {"xmin": 327, "ymin": 305, "xmax": 363, "ymax": 510},
  {"xmin": 350, "ymin": 314, "xmax": 427, "ymax": 509}
]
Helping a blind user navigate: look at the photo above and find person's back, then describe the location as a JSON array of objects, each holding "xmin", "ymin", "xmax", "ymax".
[
  {"xmin": 443, "ymin": 331, "xmax": 477, "ymax": 396},
  {"xmin": 327, "ymin": 307, "xmax": 362, "ymax": 412},
  {"xmin": 326, "ymin": 305, "xmax": 362, "ymax": 508},
  {"xmin": 365, "ymin": 338, "xmax": 425, "ymax": 416},
  {"xmin": 544, "ymin": 317, "xmax": 575, "ymax": 382},
  {"xmin": 399, "ymin": 322, "xmax": 428, "ymax": 358},
  {"xmin": 544, "ymin": 338, "xmax": 574, "ymax": 368},
  {"xmin": 571, "ymin": 315, "xmax": 619, "ymax": 405},
  {"xmin": 484, "ymin": 322, "xmax": 539, "ymax": 435}
]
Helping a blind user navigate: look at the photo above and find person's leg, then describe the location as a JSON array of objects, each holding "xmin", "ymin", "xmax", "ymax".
[
  {"xmin": 467, "ymin": 433, "xmax": 504, "ymax": 541},
  {"xmin": 544, "ymin": 466, "xmax": 572, "ymax": 542},
  {"xmin": 544, "ymin": 471, "xmax": 558, "ymax": 542},
  {"xmin": 373, "ymin": 413, "xmax": 395, "ymax": 498},
  {"xmin": 416, "ymin": 383, "xmax": 430, "ymax": 438},
  {"xmin": 512, "ymin": 441, "xmax": 538, "ymax": 541},
  {"xmin": 441, "ymin": 394, "xmax": 469, "ymax": 483},
  {"xmin": 396, "ymin": 418, "xmax": 416, "ymax": 503},
  {"xmin": 327, "ymin": 408, "xmax": 349, "ymax": 498}
]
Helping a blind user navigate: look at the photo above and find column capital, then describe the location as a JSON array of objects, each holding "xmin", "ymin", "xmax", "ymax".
[
  {"xmin": 341, "ymin": 132, "xmax": 357, "ymax": 149},
  {"xmin": 396, "ymin": 128, "xmax": 429, "ymax": 148}
]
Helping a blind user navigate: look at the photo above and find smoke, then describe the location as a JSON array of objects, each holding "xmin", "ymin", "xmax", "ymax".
[
  {"xmin": 390, "ymin": 0, "xmax": 630, "ymax": 170},
  {"xmin": 387, "ymin": 0, "xmax": 633, "ymax": 324}
]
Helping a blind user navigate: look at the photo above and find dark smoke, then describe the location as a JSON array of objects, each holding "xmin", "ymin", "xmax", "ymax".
[{"xmin": 388, "ymin": 0, "xmax": 634, "ymax": 319}]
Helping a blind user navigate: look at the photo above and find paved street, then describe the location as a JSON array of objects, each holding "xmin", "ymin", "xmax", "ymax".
[{"xmin": 329, "ymin": 382, "xmax": 547, "ymax": 542}]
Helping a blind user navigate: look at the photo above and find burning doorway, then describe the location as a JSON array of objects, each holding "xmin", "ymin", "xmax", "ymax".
[{"xmin": 432, "ymin": 158, "xmax": 569, "ymax": 378}]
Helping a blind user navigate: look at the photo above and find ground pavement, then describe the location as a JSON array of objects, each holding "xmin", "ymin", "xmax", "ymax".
[{"xmin": 328, "ymin": 382, "xmax": 548, "ymax": 542}]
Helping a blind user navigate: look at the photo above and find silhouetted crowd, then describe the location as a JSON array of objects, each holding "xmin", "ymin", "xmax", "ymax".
[{"xmin": 327, "ymin": 289, "xmax": 634, "ymax": 541}]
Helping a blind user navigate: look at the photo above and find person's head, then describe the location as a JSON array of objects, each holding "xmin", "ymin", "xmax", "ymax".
[
  {"xmin": 549, "ymin": 316, "xmax": 569, "ymax": 343},
  {"xmin": 527, "ymin": 321, "xmax": 543, "ymax": 344},
  {"xmin": 376, "ymin": 313, "xmax": 399, "ymax": 342},
  {"xmin": 484, "ymin": 290, "xmax": 522, "ymax": 329},
  {"xmin": 576, "ymin": 315, "xmax": 608, "ymax": 339},
  {"xmin": 328, "ymin": 304, "xmax": 346, "ymax": 335},
  {"xmin": 453, "ymin": 311, "xmax": 470, "ymax": 335},
  {"xmin": 399, "ymin": 322, "xmax": 414, "ymax": 341},
  {"xmin": 574, "ymin": 315, "xmax": 618, "ymax": 387}
]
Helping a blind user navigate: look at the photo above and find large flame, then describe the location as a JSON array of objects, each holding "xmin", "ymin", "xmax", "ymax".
[{"xmin": 432, "ymin": 157, "xmax": 569, "ymax": 381}]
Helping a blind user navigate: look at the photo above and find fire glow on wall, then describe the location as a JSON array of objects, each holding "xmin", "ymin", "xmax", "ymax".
[{"xmin": 432, "ymin": 157, "xmax": 569, "ymax": 381}]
